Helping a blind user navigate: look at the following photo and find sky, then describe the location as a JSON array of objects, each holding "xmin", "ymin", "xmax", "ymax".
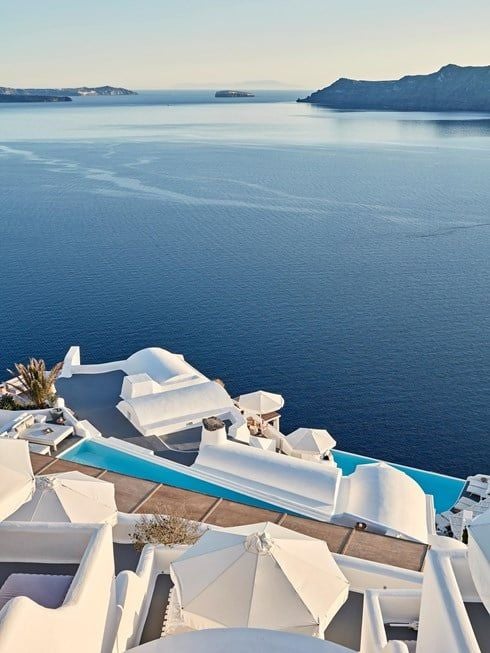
[{"xmin": 1, "ymin": 0, "xmax": 489, "ymax": 90}]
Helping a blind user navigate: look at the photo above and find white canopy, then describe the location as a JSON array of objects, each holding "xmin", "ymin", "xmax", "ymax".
[
  {"xmin": 467, "ymin": 508, "xmax": 490, "ymax": 614},
  {"xmin": 286, "ymin": 428, "xmax": 336, "ymax": 454},
  {"xmin": 170, "ymin": 522, "xmax": 349, "ymax": 636},
  {"xmin": 126, "ymin": 628, "xmax": 353, "ymax": 653},
  {"xmin": 237, "ymin": 390, "xmax": 284, "ymax": 415},
  {"xmin": 0, "ymin": 439, "xmax": 35, "ymax": 520},
  {"xmin": 7, "ymin": 471, "xmax": 117, "ymax": 525}
]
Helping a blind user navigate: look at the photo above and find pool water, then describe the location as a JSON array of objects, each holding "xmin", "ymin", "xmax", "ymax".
[{"xmin": 62, "ymin": 439, "xmax": 465, "ymax": 515}]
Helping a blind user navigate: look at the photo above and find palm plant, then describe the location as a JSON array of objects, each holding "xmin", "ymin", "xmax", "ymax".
[{"xmin": 11, "ymin": 358, "xmax": 63, "ymax": 408}]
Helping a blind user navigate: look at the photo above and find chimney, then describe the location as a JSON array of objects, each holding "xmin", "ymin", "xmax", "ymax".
[{"xmin": 201, "ymin": 416, "xmax": 227, "ymax": 446}]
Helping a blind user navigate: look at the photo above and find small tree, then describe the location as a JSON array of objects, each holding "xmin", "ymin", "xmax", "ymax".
[
  {"xmin": 130, "ymin": 504, "xmax": 202, "ymax": 551},
  {"xmin": 12, "ymin": 358, "xmax": 63, "ymax": 408}
]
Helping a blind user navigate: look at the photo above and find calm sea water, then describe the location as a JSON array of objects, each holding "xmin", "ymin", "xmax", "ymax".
[{"xmin": 1, "ymin": 90, "xmax": 489, "ymax": 478}]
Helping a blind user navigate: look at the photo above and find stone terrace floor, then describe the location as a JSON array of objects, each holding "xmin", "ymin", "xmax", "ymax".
[{"xmin": 30, "ymin": 452, "xmax": 429, "ymax": 572}]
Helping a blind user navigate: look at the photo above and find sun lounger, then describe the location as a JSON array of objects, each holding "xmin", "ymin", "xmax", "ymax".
[
  {"xmin": 0, "ymin": 573, "xmax": 73, "ymax": 610},
  {"xmin": 28, "ymin": 442, "xmax": 51, "ymax": 455}
]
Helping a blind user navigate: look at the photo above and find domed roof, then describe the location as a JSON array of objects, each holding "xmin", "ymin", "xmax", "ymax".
[
  {"xmin": 123, "ymin": 347, "xmax": 204, "ymax": 385},
  {"xmin": 340, "ymin": 462, "xmax": 429, "ymax": 542}
]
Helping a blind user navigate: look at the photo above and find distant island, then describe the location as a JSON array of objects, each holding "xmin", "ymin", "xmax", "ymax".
[
  {"xmin": 0, "ymin": 94, "xmax": 71, "ymax": 103},
  {"xmin": 215, "ymin": 90, "xmax": 255, "ymax": 98},
  {"xmin": 297, "ymin": 64, "xmax": 490, "ymax": 111},
  {"xmin": 0, "ymin": 85, "xmax": 137, "ymax": 103}
]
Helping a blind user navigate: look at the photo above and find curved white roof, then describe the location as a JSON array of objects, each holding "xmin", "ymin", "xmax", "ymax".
[
  {"xmin": 194, "ymin": 441, "xmax": 341, "ymax": 519},
  {"xmin": 337, "ymin": 462, "xmax": 429, "ymax": 542},
  {"xmin": 122, "ymin": 347, "xmax": 204, "ymax": 385},
  {"xmin": 122, "ymin": 380, "xmax": 233, "ymax": 428}
]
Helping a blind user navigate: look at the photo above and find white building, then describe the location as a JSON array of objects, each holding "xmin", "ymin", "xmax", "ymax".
[
  {"xmin": 333, "ymin": 462, "xmax": 435, "ymax": 543},
  {"xmin": 61, "ymin": 346, "xmax": 234, "ymax": 436}
]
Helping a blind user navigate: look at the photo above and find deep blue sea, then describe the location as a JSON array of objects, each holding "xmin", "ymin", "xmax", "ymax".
[{"xmin": 0, "ymin": 90, "xmax": 488, "ymax": 478}]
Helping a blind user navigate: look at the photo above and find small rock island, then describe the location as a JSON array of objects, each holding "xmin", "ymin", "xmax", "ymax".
[
  {"xmin": 215, "ymin": 90, "xmax": 255, "ymax": 98},
  {"xmin": 0, "ymin": 85, "xmax": 137, "ymax": 103},
  {"xmin": 297, "ymin": 64, "xmax": 490, "ymax": 111}
]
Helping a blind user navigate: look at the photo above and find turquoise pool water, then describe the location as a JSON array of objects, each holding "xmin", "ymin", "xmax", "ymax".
[{"xmin": 62, "ymin": 440, "xmax": 465, "ymax": 514}]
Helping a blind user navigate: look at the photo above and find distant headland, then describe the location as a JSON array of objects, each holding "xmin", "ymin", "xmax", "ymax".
[
  {"xmin": 0, "ymin": 85, "xmax": 137, "ymax": 103},
  {"xmin": 297, "ymin": 64, "xmax": 490, "ymax": 111}
]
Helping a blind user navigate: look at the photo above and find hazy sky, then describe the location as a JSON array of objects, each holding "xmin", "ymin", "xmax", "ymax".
[{"xmin": 2, "ymin": 0, "xmax": 489, "ymax": 89}]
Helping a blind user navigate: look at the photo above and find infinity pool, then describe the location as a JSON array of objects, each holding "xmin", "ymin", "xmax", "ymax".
[{"xmin": 62, "ymin": 439, "xmax": 465, "ymax": 514}]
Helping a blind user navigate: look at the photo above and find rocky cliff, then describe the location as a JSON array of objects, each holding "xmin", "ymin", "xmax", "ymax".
[{"xmin": 298, "ymin": 65, "xmax": 490, "ymax": 111}]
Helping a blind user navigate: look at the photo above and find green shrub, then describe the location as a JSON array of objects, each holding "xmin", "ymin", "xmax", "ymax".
[
  {"xmin": 0, "ymin": 394, "xmax": 19, "ymax": 410},
  {"xmin": 0, "ymin": 394, "xmax": 38, "ymax": 411}
]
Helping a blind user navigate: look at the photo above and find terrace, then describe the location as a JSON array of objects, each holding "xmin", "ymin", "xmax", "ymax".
[
  {"xmin": 56, "ymin": 372, "xmax": 200, "ymax": 465},
  {"xmin": 30, "ymin": 452, "xmax": 428, "ymax": 573}
]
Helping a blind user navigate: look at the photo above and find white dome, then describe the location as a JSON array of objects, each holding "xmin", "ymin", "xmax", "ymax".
[
  {"xmin": 338, "ymin": 462, "xmax": 429, "ymax": 542},
  {"xmin": 123, "ymin": 347, "xmax": 204, "ymax": 385}
]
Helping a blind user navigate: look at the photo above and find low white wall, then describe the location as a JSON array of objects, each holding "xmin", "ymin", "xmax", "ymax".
[
  {"xmin": 0, "ymin": 523, "xmax": 117, "ymax": 653},
  {"xmin": 0, "ymin": 521, "xmax": 94, "ymax": 563},
  {"xmin": 416, "ymin": 549, "xmax": 481, "ymax": 653},
  {"xmin": 60, "ymin": 346, "xmax": 81, "ymax": 378},
  {"xmin": 60, "ymin": 346, "xmax": 125, "ymax": 379},
  {"xmin": 333, "ymin": 553, "xmax": 422, "ymax": 593},
  {"xmin": 360, "ymin": 589, "xmax": 420, "ymax": 653},
  {"xmin": 114, "ymin": 544, "xmax": 188, "ymax": 652}
]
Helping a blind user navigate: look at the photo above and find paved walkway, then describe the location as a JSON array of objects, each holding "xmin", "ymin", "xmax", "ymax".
[{"xmin": 30, "ymin": 452, "xmax": 428, "ymax": 572}]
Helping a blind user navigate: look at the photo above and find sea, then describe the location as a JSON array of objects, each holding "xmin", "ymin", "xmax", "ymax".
[{"xmin": 0, "ymin": 90, "xmax": 488, "ymax": 479}]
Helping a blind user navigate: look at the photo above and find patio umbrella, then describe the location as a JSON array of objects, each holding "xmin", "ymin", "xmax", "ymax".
[
  {"xmin": 286, "ymin": 428, "xmax": 336, "ymax": 454},
  {"xmin": 467, "ymin": 507, "xmax": 490, "ymax": 613},
  {"xmin": 237, "ymin": 390, "xmax": 284, "ymax": 415},
  {"xmin": 125, "ymin": 628, "xmax": 354, "ymax": 653},
  {"xmin": 7, "ymin": 470, "xmax": 117, "ymax": 525},
  {"xmin": 0, "ymin": 439, "xmax": 35, "ymax": 520},
  {"xmin": 170, "ymin": 521, "xmax": 349, "ymax": 636}
]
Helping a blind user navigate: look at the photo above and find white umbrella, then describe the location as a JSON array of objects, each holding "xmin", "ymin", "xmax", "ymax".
[
  {"xmin": 467, "ymin": 507, "xmax": 490, "ymax": 613},
  {"xmin": 286, "ymin": 428, "xmax": 336, "ymax": 454},
  {"xmin": 237, "ymin": 391, "xmax": 284, "ymax": 415},
  {"xmin": 7, "ymin": 470, "xmax": 117, "ymax": 525},
  {"xmin": 0, "ymin": 439, "xmax": 35, "ymax": 520},
  {"xmin": 125, "ymin": 628, "xmax": 354, "ymax": 653},
  {"xmin": 170, "ymin": 522, "xmax": 349, "ymax": 636}
]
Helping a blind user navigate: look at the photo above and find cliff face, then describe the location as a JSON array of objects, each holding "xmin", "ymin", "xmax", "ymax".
[
  {"xmin": 0, "ymin": 85, "xmax": 137, "ymax": 97},
  {"xmin": 298, "ymin": 65, "xmax": 490, "ymax": 111}
]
